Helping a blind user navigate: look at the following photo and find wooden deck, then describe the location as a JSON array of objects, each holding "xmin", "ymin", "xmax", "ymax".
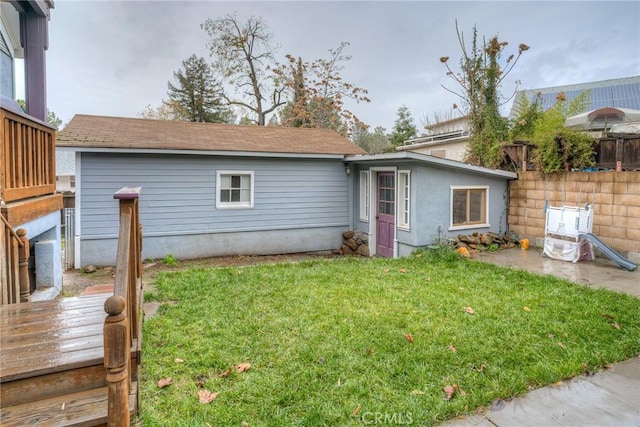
[{"xmin": 0, "ymin": 294, "xmax": 137, "ymax": 426}]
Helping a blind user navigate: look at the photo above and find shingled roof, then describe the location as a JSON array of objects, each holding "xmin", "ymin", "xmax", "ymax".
[{"xmin": 57, "ymin": 114, "xmax": 366, "ymax": 156}]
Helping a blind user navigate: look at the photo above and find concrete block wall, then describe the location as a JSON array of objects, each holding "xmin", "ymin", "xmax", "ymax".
[{"xmin": 509, "ymin": 171, "xmax": 640, "ymax": 260}]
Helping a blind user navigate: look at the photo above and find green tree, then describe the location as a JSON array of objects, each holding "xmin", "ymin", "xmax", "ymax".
[
  {"xmin": 167, "ymin": 54, "xmax": 228, "ymax": 123},
  {"xmin": 526, "ymin": 91, "xmax": 595, "ymax": 174},
  {"xmin": 351, "ymin": 121, "xmax": 392, "ymax": 154},
  {"xmin": 17, "ymin": 99, "xmax": 63, "ymax": 128},
  {"xmin": 440, "ymin": 21, "xmax": 529, "ymax": 167},
  {"xmin": 389, "ymin": 105, "xmax": 418, "ymax": 148},
  {"xmin": 202, "ymin": 14, "xmax": 285, "ymax": 126}
]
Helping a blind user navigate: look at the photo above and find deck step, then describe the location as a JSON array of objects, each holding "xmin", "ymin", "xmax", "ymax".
[{"xmin": 0, "ymin": 382, "xmax": 137, "ymax": 427}]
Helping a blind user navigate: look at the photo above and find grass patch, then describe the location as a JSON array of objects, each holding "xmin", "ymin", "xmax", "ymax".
[{"xmin": 140, "ymin": 249, "xmax": 640, "ymax": 425}]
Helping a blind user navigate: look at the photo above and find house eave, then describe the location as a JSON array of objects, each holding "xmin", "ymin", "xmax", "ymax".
[
  {"xmin": 345, "ymin": 151, "xmax": 517, "ymax": 179},
  {"xmin": 55, "ymin": 146, "xmax": 348, "ymax": 160}
]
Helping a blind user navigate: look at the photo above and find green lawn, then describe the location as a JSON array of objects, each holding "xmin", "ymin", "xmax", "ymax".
[{"xmin": 139, "ymin": 248, "xmax": 640, "ymax": 426}]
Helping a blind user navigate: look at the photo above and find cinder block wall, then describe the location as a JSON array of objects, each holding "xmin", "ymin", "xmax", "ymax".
[{"xmin": 509, "ymin": 171, "xmax": 640, "ymax": 258}]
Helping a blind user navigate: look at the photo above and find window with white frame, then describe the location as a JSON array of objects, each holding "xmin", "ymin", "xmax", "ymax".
[
  {"xmin": 450, "ymin": 186, "xmax": 489, "ymax": 229},
  {"xmin": 359, "ymin": 170, "xmax": 370, "ymax": 221},
  {"xmin": 398, "ymin": 170, "xmax": 410, "ymax": 229},
  {"xmin": 216, "ymin": 171, "xmax": 254, "ymax": 209}
]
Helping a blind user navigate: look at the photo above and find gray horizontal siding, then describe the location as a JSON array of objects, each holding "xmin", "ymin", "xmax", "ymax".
[{"xmin": 79, "ymin": 153, "xmax": 349, "ymax": 238}]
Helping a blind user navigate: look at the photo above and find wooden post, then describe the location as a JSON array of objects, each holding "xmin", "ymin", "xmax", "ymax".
[
  {"xmin": 17, "ymin": 228, "xmax": 30, "ymax": 303},
  {"xmin": 104, "ymin": 295, "xmax": 130, "ymax": 427}
]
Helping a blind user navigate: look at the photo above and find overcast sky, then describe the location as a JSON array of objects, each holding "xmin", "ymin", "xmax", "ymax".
[{"xmin": 40, "ymin": 1, "xmax": 640, "ymax": 132}]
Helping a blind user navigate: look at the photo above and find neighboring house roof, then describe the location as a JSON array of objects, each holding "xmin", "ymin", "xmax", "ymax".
[
  {"xmin": 346, "ymin": 151, "xmax": 517, "ymax": 180},
  {"xmin": 56, "ymin": 114, "xmax": 366, "ymax": 157},
  {"xmin": 424, "ymin": 114, "xmax": 470, "ymax": 133},
  {"xmin": 510, "ymin": 76, "xmax": 640, "ymax": 119}
]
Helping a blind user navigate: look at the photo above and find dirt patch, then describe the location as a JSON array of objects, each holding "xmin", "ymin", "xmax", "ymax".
[{"xmin": 61, "ymin": 252, "xmax": 336, "ymax": 298}]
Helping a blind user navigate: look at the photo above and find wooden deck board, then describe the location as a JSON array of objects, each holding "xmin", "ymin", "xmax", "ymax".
[
  {"xmin": 0, "ymin": 295, "xmax": 109, "ymax": 382},
  {"xmin": 0, "ymin": 382, "xmax": 137, "ymax": 427}
]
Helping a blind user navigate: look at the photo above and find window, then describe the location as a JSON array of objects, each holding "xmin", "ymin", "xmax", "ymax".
[
  {"xmin": 450, "ymin": 186, "xmax": 489, "ymax": 229},
  {"xmin": 398, "ymin": 170, "xmax": 410, "ymax": 229},
  {"xmin": 359, "ymin": 171, "xmax": 370, "ymax": 221},
  {"xmin": 216, "ymin": 171, "xmax": 254, "ymax": 209}
]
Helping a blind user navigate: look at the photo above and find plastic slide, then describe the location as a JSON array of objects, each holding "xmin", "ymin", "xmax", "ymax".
[{"xmin": 579, "ymin": 233, "xmax": 638, "ymax": 271}]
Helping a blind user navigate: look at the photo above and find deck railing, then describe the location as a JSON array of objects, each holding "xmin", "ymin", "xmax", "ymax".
[
  {"xmin": 1, "ymin": 107, "xmax": 56, "ymax": 203},
  {"xmin": 104, "ymin": 187, "xmax": 143, "ymax": 426},
  {"xmin": 0, "ymin": 215, "xmax": 30, "ymax": 305}
]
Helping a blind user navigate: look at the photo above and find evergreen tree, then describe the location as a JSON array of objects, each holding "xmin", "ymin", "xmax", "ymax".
[
  {"xmin": 167, "ymin": 54, "xmax": 228, "ymax": 123},
  {"xmin": 389, "ymin": 105, "xmax": 418, "ymax": 147}
]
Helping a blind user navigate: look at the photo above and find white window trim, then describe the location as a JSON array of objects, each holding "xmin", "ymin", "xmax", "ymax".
[
  {"xmin": 397, "ymin": 170, "xmax": 410, "ymax": 230},
  {"xmin": 449, "ymin": 185, "xmax": 490, "ymax": 231},
  {"xmin": 359, "ymin": 170, "xmax": 370, "ymax": 222},
  {"xmin": 216, "ymin": 170, "xmax": 255, "ymax": 209}
]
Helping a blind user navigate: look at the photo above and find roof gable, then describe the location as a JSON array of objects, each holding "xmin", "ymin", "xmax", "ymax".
[{"xmin": 56, "ymin": 114, "xmax": 366, "ymax": 156}]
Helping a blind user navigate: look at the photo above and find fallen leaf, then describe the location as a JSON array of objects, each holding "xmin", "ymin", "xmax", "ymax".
[
  {"xmin": 464, "ymin": 306, "xmax": 475, "ymax": 314},
  {"xmin": 475, "ymin": 363, "xmax": 486, "ymax": 373},
  {"xmin": 415, "ymin": 253, "xmax": 423, "ymax": 257},
  {"xmin": 411, "ymin": 389, "xmax": 426, "ymax": 395},
  {"xmin": 351, "ymin": 404, "xmax": 361, "ymax": 417},
  {"xmin": 219, "ymin": 367, "xmax": 233, "ymax": 378},
  {"xmin": 175, "ymin": 358, "xmax": 184, "ymax": 363},
  {"xmin": 458, "ymin": 387, "xmax": 467, "ymax": 397},
  {"xmin": 444, "ymin": 384, "xmax": 458, "ymax": 400},
  {"xmin": 157, "ymin": 378, "xmax": 172, "ymax": 388},
  {"xmin": 383, "ymin": 268, "xmax": 391, "ymax": 273},
  {"xmin": 404, "ymin": 333, "xmax": 414, "ymax": 343},
  {"xmin": 241, "ymin": 422, "xmax": 249, "ymax": 427},
  {"xmin": 600, "ymin": 313, "xmax": 614, "ymax": 320},
  {"xmin": 425, "ymin": 276, "xmax": 431, "ymax": 281},
  {"xmin": 523, "ymin": 306, "xmax": 531, "ymax": 312},
  {"xmin": 612, "ymin": 322, "xmax": 621, "ymax": 330},
  {"xmin": 557, "ymin": 341, "xmax": 564, "ymax": 348},
  {"xmin": 366, "ymin": 348, "xmax": 375, "ymax": 355},
  {"xmin": 236, "ymin": 362, "xmax": 251, "ymax": 373},
  {"xmin": 552, "ymin": 381, "xmax": 563, "ymax": 387},
  {"xmin": 318, "ymin": 356, "xmax": 325, "ymax": 364},
  {"xmin": 400, "ymin": 268, "xmax": 408, "ymax": 273},
  {"xmin": 198, "ymin": 389, "xmax": 219, "ymax": 404},
  {"xmin": 447, "ymin": 343, "xmax": 457, "ymax": 353}
]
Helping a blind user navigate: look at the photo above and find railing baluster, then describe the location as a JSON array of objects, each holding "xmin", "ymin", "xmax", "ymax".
[
  {"xmin": 105, "ymin": 186, "xmax": 142, "ymax": 423},
  {"xmin": 104, "ymin": 295, "xmax": 130, "ymax": 427},
  {"xmin": 0, "ymin": 107, "xmax": 56, "ymax": 202}
]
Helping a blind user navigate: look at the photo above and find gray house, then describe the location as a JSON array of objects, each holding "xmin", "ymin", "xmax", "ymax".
[{"xmin": 57, "ymin": 115, "xmax": 516, "ymax": 267}]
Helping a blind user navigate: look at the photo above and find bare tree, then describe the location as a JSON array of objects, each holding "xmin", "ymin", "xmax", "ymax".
[
  {"xmin": 279, "ymin": 42, "xmax": 371, "ymax": 138},
  {"xmin": 439, "ymin": 20, "xmax": 529, "ymax": 167},
  {"xmin": 202, "ymin": 14, "xmax": 285, "ymax": 125}
]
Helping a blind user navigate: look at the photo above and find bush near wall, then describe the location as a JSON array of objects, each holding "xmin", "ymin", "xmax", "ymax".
[{"xmin": 508, "ymin": 171, "xmax": 640, "ymax": 258}]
